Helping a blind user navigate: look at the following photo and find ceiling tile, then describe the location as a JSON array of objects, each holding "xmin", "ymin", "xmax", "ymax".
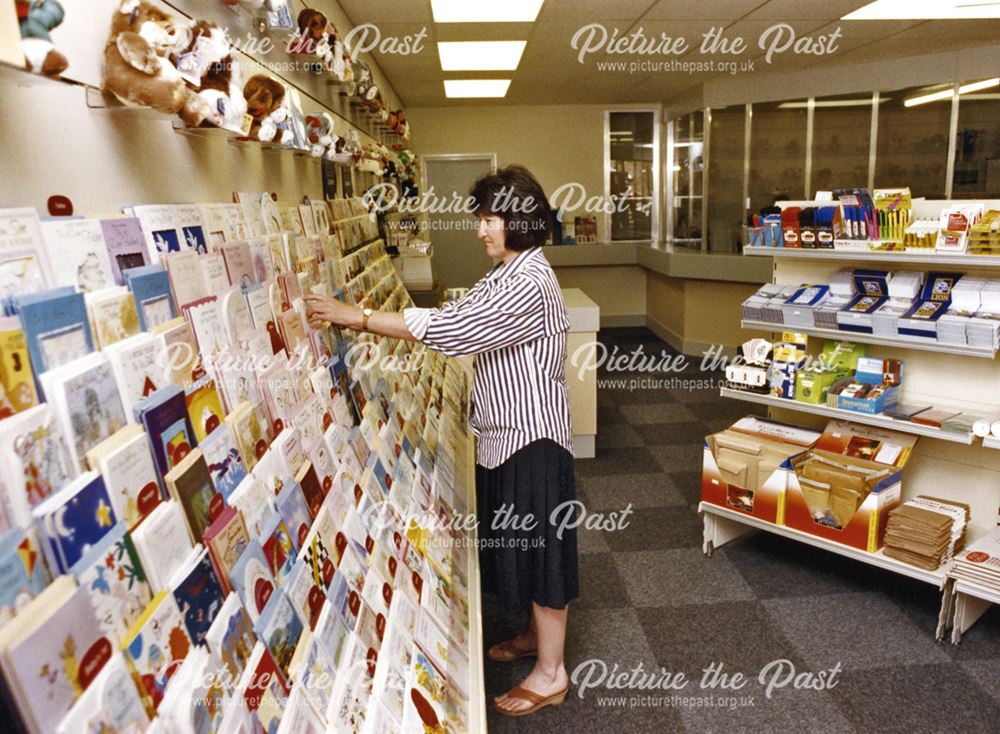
[
  {"xmin": 743, "ymin": 1, "xmax": 873, "ymax": 21},
  {"xmin": 336, "ymin": 0, "xmax": 432, "ymax": 23},
  {"xmin": 643, "ymin": 0, "xmax": 768, "ymax": 21}
]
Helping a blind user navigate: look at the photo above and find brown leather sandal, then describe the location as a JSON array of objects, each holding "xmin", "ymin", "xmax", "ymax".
[
  {"xmin": 487, "ymin": 638, "xmax": 537, "ymax": 662},
  {"xmin": 494, "ymin": 684, "xmax": 569, "ymax": 717}
]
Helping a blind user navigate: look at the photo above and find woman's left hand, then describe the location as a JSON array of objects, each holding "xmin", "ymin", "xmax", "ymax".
[{"xmin": 304, "ymin": 294, "xmax": 360, "ymax": 330}]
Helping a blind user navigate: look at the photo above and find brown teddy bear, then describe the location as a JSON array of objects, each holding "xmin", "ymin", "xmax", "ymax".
[
  {"xmin": 288, "ymin": 7, "xmax": 336, "ymax": 72},
  {"xmin": 243, "ymin": 74, "xmax": 288, "ymax": 142},
  {"xmin": 101, "ymin": 0, "xmax": 203, "ymax": 125}
]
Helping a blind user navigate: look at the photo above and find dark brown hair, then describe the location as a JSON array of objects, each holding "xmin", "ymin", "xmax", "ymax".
[{"xmin": 469, "ymin": 164, "xmax": 552, "ymax": 251}]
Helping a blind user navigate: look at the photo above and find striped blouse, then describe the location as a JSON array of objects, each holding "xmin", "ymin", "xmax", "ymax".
[{"xmin": 402, "ymin": 246, "xmax": 574, "ymax": 469}]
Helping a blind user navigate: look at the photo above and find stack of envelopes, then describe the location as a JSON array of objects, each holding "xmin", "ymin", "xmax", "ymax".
[{"xmin": 883, "ymin": 496, "xmax": 969, "ymax": 570}]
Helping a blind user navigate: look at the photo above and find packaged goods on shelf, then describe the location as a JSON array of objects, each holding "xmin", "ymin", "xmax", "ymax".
[
  {"xmin": 701, "ymin": 417, "xmax": 822, "ymax": 523},
  {"xmin": 883, "ymin": 496, "xmax": 969, "ymax": 571},
  {"xmin": 785, "ymin": 421, "xmax": 917, "ymax": 552}
]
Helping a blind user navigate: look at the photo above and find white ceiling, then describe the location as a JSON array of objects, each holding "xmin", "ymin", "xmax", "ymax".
[{"xmin": 335, "ymin": 0, "xmax": 1000, "ymax": 106}]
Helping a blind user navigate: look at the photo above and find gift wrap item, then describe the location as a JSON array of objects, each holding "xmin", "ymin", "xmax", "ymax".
[
  {"xmin": 702, "ymin": 417, "xmax": 821, "ymax": 523},
  {"xmin": 785, "ymin": 420, "xmax": 917, "ymax": 551}
]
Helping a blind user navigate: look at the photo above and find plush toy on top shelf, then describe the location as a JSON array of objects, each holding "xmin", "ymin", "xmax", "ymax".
[
  {"xmin": 242, "ymin": 74, "xmax": 292, "ymax": 144},
  {"xmin": 304, "ymin": 112, "xmax": 340, "ymax": 160},
  {"xmin": 171, "ymin": 20, "xmax": 247, "ymax": 132},
  {"xmin": 351, "ymin": 60, "xmax": 378, "ymax": 102},
  {"xmin": 102, "ymin": 0, "xmax": 206, "ymax": 126},
  {"xmin": 17, "ymin": 0, "xmax": 68, "ymax": 77},
  {"xmin": 288, "ymin": 7, "xmax": 336, "ymax": 73}
]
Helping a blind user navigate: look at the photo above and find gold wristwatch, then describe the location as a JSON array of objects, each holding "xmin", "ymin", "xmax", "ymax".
[{"xmin": 361, "ymin": 307, "xmax": 373, "ymax": 331}]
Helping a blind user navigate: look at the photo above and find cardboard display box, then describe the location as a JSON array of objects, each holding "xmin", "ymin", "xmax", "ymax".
[
  {"xmin": 702, "ymin": 417, "xmax": 822, "ymax": 524},
  {"xmin": 785, "ymin": 421, "xmax": 918, "ymax": 552}
]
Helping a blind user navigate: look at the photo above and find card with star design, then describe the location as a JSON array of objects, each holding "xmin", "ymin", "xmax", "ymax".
[{"xmin": 32, "ymin": 471, "xmax": 118, "ymax": 574}]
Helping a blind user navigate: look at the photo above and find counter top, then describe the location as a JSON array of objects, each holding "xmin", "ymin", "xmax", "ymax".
[
  {"xmin": 544, "ymin": 242, "xmax": 772, "ymax": 285},
  {"xmin": 561, "ymin": 288, "xmax": 600, "ymax": 332}
]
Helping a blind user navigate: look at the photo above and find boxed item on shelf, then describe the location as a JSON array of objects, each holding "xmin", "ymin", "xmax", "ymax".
[
  {"xmin": 837, "ymin": 270, "xmax": 890, "ymax": 334},
  {"xmin": 883, "ymin": 495, "xmax": 970, "ymax": 571},
  {"xmin": 897, "ymin": 272, "xmax": 962, "ymax": 340},
  {"xmin": 937, "ymin": 277, "xmax": 986, "ymax": 345},
  {"xmin": 725, "ymin": 338, "xmax": 773, "ymax": 394},
  {"xmin": 766, "ymin": 334, "xmax": 809, "ymax": 399},
  {"xmin": 741, "ymin": 283, "xmax": 786, "ymax": 322},
  {"xmin": 936, "ymin": 203, "xmax": 983, "ymax": 254},
  {"xmin": 871, "ymin": 272, "xmax": 922, "ymax": 338},
  {"xmin": 762, "ymin": 285, "xmax": 798, "ymax": 325},
  {"xmin": 814, "ymin": 269, "xmax": 855, "ymax": 330},
  {"xmin": 794, "ymin": 368, "xmax": 841, "ymax": 404},
  {"xmin": 701, "ymin": 417, "xmax": 822, "ymax": 523},
  {"xmin": 780, "ymin": 284, "xmax": 830, "ymax": 328},
  {"xmin": 968, "ymin": 210, "xmax": 1000, "ymax": 255},
  {"xmin": 826, "ymin": 357, "xmax": 903, "ymax": 415},
  {"xmin": 785, "ymin": 420, "xmax": 917, "ymax": 551}
]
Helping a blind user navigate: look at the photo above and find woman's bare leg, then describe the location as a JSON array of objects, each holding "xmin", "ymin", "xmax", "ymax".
[{"xmin": 495, "ymin": 602, "xmax": 569, "ymax": 713}]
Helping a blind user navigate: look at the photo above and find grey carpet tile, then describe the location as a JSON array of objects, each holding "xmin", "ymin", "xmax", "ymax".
[
  {"xmin": 666, "ymin": 470, "xmax": 705, "ymax": 507},
  {"xmin": 576, "ymin": 523, "xmax": 612, "ymax": 554},
  {"xmin": 634, "ymin": 421, "xmax": 713, "ymax": 447},
  {"xmin": 594, "ymin": 422, "xmax": 646, "ymax": 449},
  {"xmin": 565, "ymin": 607, "xmax": 658, "ymax": 666},
  {"xmin": 719, "ymin": 533, "xmax": 878, "ymax": 599},
  {"xmin": 649, "ymin": 443, "xmax": 706, "ymax": 474},
  {"xmin": 761, "ymin": 592, "xmax": 952, "ymax": 671},
  {"xmin": 680, "ymin": 682, "xmax": 855, "ymax": 734},
  {"xmin": 578, "ymin": 473, "xmax": 686, "ymax": 510},
  {"xmin": 596, "ymin": 404, "xmax": 628, "ymax": 425},
  {"xmin": 576, "ymin": 447, "xmax": 666, "ymax": 477},
  {"xmin": 830, "ymin": 663, "xmax": 1000, "ymax": 734},
  {"xmin": 571, "ymin": 553, "xmax": 631, "ymax": 610},
  {"xmin": 619, "ymin": 403, "xmax": 700, "ymax": 425},
  {"xmin": 602, "ymin": 505, "xmax": 705, "ymax": 553},
  {"xmin": 961, "ymin": 658, "xmax": 1000, "ymax": 705},
  {"xmin": 614, "ymin": 548, "xmax": 755, "ymax": 609},
  {"xmin": 685, "ymin": 399, "xmax": 765, "ymax": 422},
  {"xmin": 636, "ymin": 600, "xmax": 807, "ymax": 674},
  {"xmin": 598, "ymin": 387, "xmax": 679, "ymax": 406}
]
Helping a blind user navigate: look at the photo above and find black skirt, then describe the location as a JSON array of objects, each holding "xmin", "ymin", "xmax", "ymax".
[{"xmin": 475, "ymin": 438, "xmax": 580, "ymax": 612}]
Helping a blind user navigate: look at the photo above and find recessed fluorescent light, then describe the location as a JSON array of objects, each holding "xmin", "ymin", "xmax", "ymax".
[
  {"xmin": 904, "ymin": 78, "xmax": 1000, "ymax": 107},
  {"xmin": 844, "ymin": 0, "xmax": 1000, "ymax": 19},
  {"xmin": 779, "ymin": 98, "xmax": 890, "ymax": 109},
  {"xmin": 443, "ymin": 79, "xmax": 511, "ymax": 98},
  {"xmin": 431, "ymin": 0, "xmax": 544, "ymax": 23},
  {"xmin": 438, "ymin": 41, "xmax": 526, "ymax": 71}
]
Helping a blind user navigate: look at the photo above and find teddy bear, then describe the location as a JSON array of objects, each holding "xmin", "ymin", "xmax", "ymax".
[
  {"xmin": 242, "ymin": 74, "xmax": 292, "ymax": 144},
  {"xmin": 351, "ymin": 60, "xmax": 378, "ymax": 102},
  {"xmin": 101, "ymin": 1, "xmax": 205, "ymax": 126},
  {"xmin": 288, "ymin": 8, "xmax": 335, "ymax": 73},
  {"xmin": 304, "ymin": 112, "xmax": 340, "ymax": 159},
  {"xmin": 172, "ymin": 20, "xmax": 247, "ymax": 132},
  {"xmin": 17, "ymin": 0, "xmax": 68, "ymax": 77}
]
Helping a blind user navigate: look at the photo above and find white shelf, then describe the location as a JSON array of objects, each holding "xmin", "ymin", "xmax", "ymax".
[
  {"xmin": 743, "ymin": 246, "xmax": 1000, "ymax": 268},
  {"xmin": 741, "ymin": 320, "xmax": 999, "ymax": 359},
  {"xmin": 954, "ymin": 579, "xmax": 1000, "ymax": 606},
  {"xmin": 700, "ymin": 502, "xmax": 950, "ymax": 587},
  {"xmin": 720, "ymin": 388, "xmax": 975, "ymax": 444}
]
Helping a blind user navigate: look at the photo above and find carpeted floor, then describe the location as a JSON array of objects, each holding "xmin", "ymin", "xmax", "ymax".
[{"xmin": 479, "ymin": 327, "xmax": 1000, "ymax": 733}]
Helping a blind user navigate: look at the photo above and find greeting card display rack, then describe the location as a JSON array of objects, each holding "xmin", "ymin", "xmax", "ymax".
[{"xmin": 703, "ymin": 197, "xmax": 1000, "ymax": 643}]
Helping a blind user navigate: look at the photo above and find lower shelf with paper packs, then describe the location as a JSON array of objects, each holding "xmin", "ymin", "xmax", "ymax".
[
  {"xmin": 701, "ymin": 417, "xmax": 823, "ymax": 525},
  {"xmin": 785, "ymin": 421, "xmax": 918, "ymax": 552}
]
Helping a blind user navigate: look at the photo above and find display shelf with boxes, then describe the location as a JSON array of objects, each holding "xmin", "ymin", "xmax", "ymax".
[
  {"xmin": 0, "ymin": 195, "xmax": 484, "ymax": 732},
  {"xmin": 740, "ymin": 320, "xmax": 999, "ymax": 358},
  {"xmin": 717, "ymin": 187, "xmax": 1000, "ymax": 641},
  {"xmin": 743, "ymin": 245, "xmax": 1000, "ymax": 268},
  {"xmin": 719, "ymin": 389, "xmax": 976, "ymax": 445}
]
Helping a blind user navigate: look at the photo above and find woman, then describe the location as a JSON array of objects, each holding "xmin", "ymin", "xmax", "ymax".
[{"xmin": 304, "ymin": 164, "xmax": 578, "ymax": 717}]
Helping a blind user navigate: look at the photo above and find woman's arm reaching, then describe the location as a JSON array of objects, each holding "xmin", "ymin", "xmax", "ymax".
[{"xmin": 303, "ymin": 294, "xmax": 419, "ymax": 342}]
